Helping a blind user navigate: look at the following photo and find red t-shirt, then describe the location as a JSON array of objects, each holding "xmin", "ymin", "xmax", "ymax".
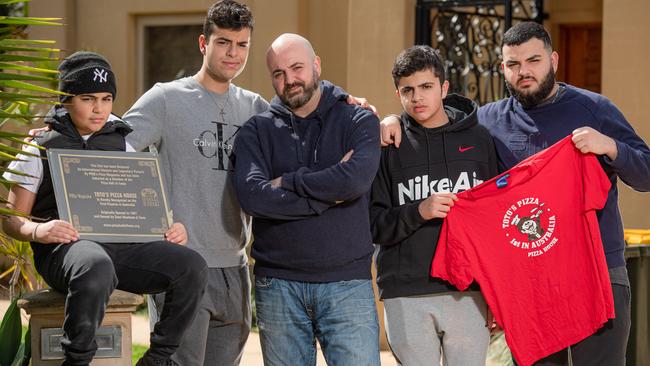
[{"xmin": 431, "ymin": 136, "xmax": 614, "ymax": 366}]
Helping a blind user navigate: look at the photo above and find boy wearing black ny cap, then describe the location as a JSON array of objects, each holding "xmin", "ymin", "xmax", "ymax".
[{"xmin": 2, "ymin": 51, "xmax": 208, "ymax": 366}]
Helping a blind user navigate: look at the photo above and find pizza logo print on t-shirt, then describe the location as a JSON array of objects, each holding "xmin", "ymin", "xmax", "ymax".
[{"xmin": 501, "ymin": 197, "xmax": 558, "ymax": 257}]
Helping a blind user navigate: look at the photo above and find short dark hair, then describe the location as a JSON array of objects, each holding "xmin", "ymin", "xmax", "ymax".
[
  {"xmin": 392, "ymin": 45, "xmax": 446, "ymax": 88},
  {"xmin": 203, "ymin": 0, "xmax": 254, "ymax": 40},
  {"xmin": 503, "ymin": 21, "xmax": 552, "ymax": 49}
]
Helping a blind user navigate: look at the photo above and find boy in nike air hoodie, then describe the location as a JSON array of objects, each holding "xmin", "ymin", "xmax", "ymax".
[{"xmin": 370, "ymin": 45, "xmax": 498, "ymax": 366}]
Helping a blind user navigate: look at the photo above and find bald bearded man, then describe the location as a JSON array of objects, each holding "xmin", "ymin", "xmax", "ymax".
[{"xmin": 233, "ymin": 33, "xmax": 381, "ymax": 366}]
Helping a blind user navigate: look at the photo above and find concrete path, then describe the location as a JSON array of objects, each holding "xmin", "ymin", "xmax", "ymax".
[
  {"xmin": 239, "ymin": 331, "xmax": 397, "ymax": 365},
  {"xmin": 1, "ymin": 299, "xmax": 397, "ymax": 365}
]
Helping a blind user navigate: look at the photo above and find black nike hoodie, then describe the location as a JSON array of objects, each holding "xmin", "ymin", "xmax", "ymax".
[{"xmin": 370, "ymin": 94, "xmax": 498, "ymax": 299}]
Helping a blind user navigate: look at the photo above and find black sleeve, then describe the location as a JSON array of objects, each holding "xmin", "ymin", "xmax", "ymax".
[{"xmin": 370, "ymin": 147, "xmax": 427, "ymax": 246}]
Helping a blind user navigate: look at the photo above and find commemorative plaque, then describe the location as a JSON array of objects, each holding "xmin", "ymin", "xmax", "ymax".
[{"xmin": 47, "ymin": 149, "xmax": 172, "ymax": 242}]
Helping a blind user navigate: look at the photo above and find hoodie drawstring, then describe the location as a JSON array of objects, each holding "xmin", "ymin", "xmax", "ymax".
[
  {"xmin": 289, "ymin": 113, "xmax": 324, "ymax": 165},
  {"xmin": 313, "ymin": 114, "xmax": 323, "ymax": 164},
  {"xmin": 442, "ymin": 131, "xmax": 452, "ymax": 190},
  {"xmin": 425, "ymin": 130, "xmax": 431, "ymax": 186},
  {"xmin": 290, "ymin": 114, "xmax": 304, "ymax": 164}
]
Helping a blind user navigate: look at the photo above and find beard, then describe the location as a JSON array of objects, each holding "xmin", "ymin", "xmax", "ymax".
[
  {"xmin": 278, "ymin": 69, "xmax": 320, "ymax": 110},
  {"xmin": 505, "ymin": 65, "xmax": 557, "ymax": 109}
]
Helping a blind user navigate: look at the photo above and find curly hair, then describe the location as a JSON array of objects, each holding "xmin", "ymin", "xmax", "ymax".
[
  {"xmin": 392, "ymin": 45, "xmax": 446, "ymax": 88},
  {"xmin": 203, "ymin": 0, "xmax": 254, "ymax": 40}
]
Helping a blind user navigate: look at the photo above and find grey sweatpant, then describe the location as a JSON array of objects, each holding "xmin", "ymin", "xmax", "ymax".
[
  {"xmin": 149, "ymin": 265, "xmax": 251, "ymax": 366},
  {"xmin": 384, "ymin": 291, "xmax": 490, "ymax": 366}
]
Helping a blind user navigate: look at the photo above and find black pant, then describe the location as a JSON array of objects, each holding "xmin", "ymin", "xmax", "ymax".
[
  {"xmin": 33, "ymin": 240, "xmax": 208, "ymax": 366},
  {"xmin": 533, "ymin": 271, "xmax": 631, "ymax": 366}
]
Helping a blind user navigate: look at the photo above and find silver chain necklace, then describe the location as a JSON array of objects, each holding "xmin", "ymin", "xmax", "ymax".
[{"xmin": 209, "ymin": 86, "xmax": 231, "ymax": 122}]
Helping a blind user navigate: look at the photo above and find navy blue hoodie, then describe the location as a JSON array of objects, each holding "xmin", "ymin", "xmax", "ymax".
[
  {"xmin": 479, "ymin": 83, "xmax": 650, "ymax": 269},
  {"xmin": 234, "ymin": 81, "xmax": 380, "ymax": 282}
]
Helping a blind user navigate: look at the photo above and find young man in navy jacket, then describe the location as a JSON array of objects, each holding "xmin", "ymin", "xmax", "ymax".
[
  {"xmin": 380, "ymin": 22, "xmax": 650, "ymax": 366},
  {"xmin": 233, "ymin": 33, "xmax": 381, "ymax": 365}
]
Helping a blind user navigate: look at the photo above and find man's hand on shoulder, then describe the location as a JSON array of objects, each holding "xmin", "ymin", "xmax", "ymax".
[
  {"xmin": 380, "ymin": 114, "xmax": 402, "ymax": 147},
  {"xmin": 25, "ymin": 125, "xmax": 50, "ymax": 143},
  {"xmin": 346, "ymin": 95, "xmax": 377, "ymax": 115},
  {"xmin": 572, "ymin": 127, "xmax": 618, "ymax": 161}
]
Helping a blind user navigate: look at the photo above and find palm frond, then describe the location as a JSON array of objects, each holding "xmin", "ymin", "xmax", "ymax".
[
  {"xmin": 0, "ymin": 53, "xmax": 61, "ymax": 62},
  {"xmin": 0, "ymin": 45, "xmax": 60, "ymax": 53},
  {"xmin": 0, "ymin": 111, "xmax": 46, "ymax": 119},
  {"xmin": 0, "ymin": 79, "xmax": 65, "ymax": 94},
  {"xmin": 0, "ymin": 71, "xmax": 57, "ymax": 82},
  {"xmin": 0, "ymin": 38, "xmax": 56, "ymax": 46},
  {"xmin": 0, "ymin": 0, "xmax": 57, "ymax": 305},
  {"xmin": 0, "ymin": 16, "xmax": 62, "ymax": 26},
  {"xmin": 0, "ymin": 61, "xmax": 58, "ymax": 74},
  {"xmin": 0, "ymin": 0, "xmax": 27, "ymax": 5}
]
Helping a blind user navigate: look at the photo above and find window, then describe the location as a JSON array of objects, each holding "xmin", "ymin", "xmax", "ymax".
[{"xmin": 137, "ymin": 15, "xmax": 204, "ymax": 95}]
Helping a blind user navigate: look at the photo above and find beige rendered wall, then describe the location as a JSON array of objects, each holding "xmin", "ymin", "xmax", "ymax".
[
  {"xmin": 545, "ymin": 0, "xmax": 603, "ymax": 36},
  {"xmin": 29, "ymin": 0, "xmax": 303, "ymax": 114},
  {"xmin": 28, "ymin": 0, "xmax": 411, "ymax": 118},
  {"xmin": 602, "ymin": 0, "xmax": 650, "ymax": 229},
  {"xmin": 346, "ymin": 0, "xmax": 416, "ymax": 116},
  {"xmin": 27, "ymin": 0, "xmax": 72, "ymax": 54}
]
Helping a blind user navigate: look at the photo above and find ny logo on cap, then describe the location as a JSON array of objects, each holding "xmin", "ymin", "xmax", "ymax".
[{"xmin": 93, "ymin": 68, "xmax": 108, "ymax": 83}]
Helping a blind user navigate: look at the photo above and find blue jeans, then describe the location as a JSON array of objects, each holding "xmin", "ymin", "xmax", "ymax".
[{"xmin": 255, "ymin": 276, "xmax": 380, "ymax": 366}]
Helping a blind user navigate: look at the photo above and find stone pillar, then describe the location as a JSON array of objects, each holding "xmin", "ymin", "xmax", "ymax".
[{"xmin": 18, "ymin": 289, "xmax": 143, "ymax": 366}]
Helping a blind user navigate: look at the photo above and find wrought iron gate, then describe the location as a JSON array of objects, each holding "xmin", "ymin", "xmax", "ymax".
[{"xmin": 415, "ymin": 0, "xmax": 545, "ymax": 105}]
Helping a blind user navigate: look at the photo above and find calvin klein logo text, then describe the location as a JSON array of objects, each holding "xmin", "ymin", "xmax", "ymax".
[{"xmin": 194, "ymin": 121, "xmax": 241, "ymax": 171}]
